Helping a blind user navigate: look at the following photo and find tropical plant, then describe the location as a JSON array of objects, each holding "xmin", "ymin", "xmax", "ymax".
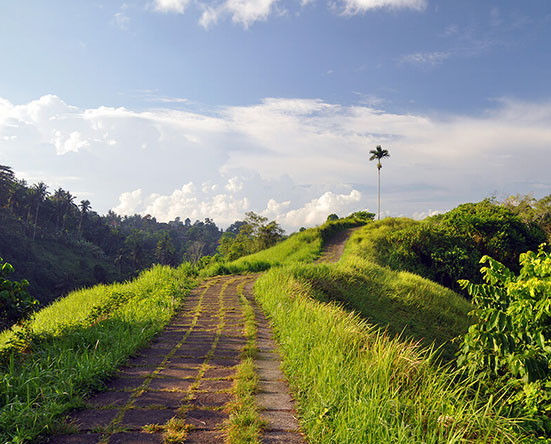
[
  {"xmin": 458, "ymin": 245, "xmax": 551, "ymax": 434},
  {"xmin": 78, "ymin": 199, "xmax": 91, "ymax": 236},
  {"xmin": 369, "ymin": 145, "xmax": 390, "ymax": 220},
  {"xmin": 0, "ymin": 258, "xmax": 38, "ymax": 331},
  {"xmin": 31, "ymin": 182, "xmax": 49, "ymax": 240}
]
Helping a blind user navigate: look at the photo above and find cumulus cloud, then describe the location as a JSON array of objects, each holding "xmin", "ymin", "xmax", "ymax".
[
  {"xmin": 199, "ymin": 0, "xmax": 278, "ymax": 28},
  {"xmin": 113, "ymin": 181, "xmax": 251, "ymax": 226},
  {"xmin": 2, "ymin": 94, "xmax": 551, "ymax": 230},
  {"xmin": 113, "ymin": 189, "xmax": 143, "ymax": 215},
  {"xmin": 269, "ymin": 190, "xmax": 362, "ymax": 227},
  {"xmin": 154, "ymin": 0, "xmax": 189, "ymax": 14},
  {"xmin": 113, "ymin": 178, "xmax": 363, "ymax": 230},
  {"xmin": 339, "ymin": 0, "xmax": 426, "ymax": 15}
]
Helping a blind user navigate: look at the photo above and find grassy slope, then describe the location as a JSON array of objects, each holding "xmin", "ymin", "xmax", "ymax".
[
  {"xmin": 0, "ymin": 265, "xmax": 196, "ymax": 443},
  {"xmin": 247, "ymin": 220, "xmax": 526, "ymax": 442}
]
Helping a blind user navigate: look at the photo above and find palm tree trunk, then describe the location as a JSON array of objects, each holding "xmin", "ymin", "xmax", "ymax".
[
  {"xmin": 377, "ymin": 167, "xmax": 381, "ymax": 221},
  {"xmin": 33, "ymin": 201, "xmax": 40, "ymax": 241}
]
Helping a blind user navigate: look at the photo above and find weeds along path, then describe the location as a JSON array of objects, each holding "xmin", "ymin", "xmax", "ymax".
[
  {"xmin": 317, "ymin": 226, "xmax": 362, "ymax": 263},
  {"xmin": 47, "ymin": 275, "xmax": 251, "ymax": 443}
]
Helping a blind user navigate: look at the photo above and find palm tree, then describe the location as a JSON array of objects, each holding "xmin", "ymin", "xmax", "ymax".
[
  {"xmin": 78, "ymin": 199, "xmax": 91, "ymax": 236},
  {"xmin": 31, "ymin": 182, "xmax": 49, "ymax": 241},
  {"xmin": 369, "ymin": 145, "xmax": 390, "ymax": 221}
]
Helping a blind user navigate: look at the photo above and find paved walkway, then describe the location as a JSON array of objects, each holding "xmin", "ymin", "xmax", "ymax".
[
  {"xmin": 47, "ymin": 228, "xmax": 358, "ymax": 443},
  {"xmin": 47, "ymin": 274, "xmax": 305, "ymax": 444},
  {"xmin": 48, "ymin": 275, "xmax": 250, "ymax": 443},
  {"xmin": 317, "ymin": 227, "xmax": 362, "ymax": 263}
]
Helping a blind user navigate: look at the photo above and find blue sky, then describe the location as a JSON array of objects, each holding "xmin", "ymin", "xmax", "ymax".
[{"xmin": 1, "ymin": 0, "xmax": 550, "ymax": 230}]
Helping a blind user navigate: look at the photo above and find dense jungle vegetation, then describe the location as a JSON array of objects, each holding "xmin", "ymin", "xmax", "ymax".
[
  {"xmin": 355, "ymin": 197, "xmax": 551, "ymax": 294},
  {"xmin": 0, "ymin": 164, "xmax": 283, "ymax": 308}
]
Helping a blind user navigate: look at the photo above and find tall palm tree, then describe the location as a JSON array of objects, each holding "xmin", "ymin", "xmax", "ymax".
[
  {"xmin": 31, "ymin": 182, "xmax": 49, "ymax": 240},
  {"xmin": 369, "ymin": 145, "xmax": 390, "ymax": 221},
  {"xmin": 78, "ymin": 199, "xmax": 91, "ymax": 236}
]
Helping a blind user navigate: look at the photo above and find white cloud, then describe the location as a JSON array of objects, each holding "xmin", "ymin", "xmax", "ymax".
[
  {"xmin": 399, "ymin": 51, "xmax": 451, "ymax": 66},
  {"xmin": 113, "ymin": 189, "xmax": 143, "ymax": 215},
  {"xmin": 53, "ymin": 130, "xmax": 90, "ymax": 154},
  {"xmin": 113, "ymin": 179, "xmax": 363, "ymax": 230},
  {"xmin": 113, "ymin": 181, "xmax": 251, "ymax": 226},
  {"xmin": 339, "ymin": 0, "xmax": 426, "ymax": 15},
  {"xmin": 274, "ymin": 190, "xmax": 362, "ymax": 227},
  {"xmin": 199, "ymin": 0, "xmax": 278, "ymax": 29},
  {"xmin": 2, "ymin": 94, "xmax": 551, "ymax": 230},
  {"xmin": 154, "ymin": 0, "xmax": 189, "ymax": 14},
  {"xmin": 225, "ymin": 177, "xmax": 243, "ymax": 192}
]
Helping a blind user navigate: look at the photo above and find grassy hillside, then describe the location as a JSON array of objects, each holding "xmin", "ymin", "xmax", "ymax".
[
  {"xmin": 245, "ymin": 220, "xmax": 529, "ymax": 442},
  {"xmin": 0, "ymin": 216, "xmax": 535, "ymax": 442},
  {"xmin": 0, "ymin": 265, "xmax": 196, "ymax": 443}
]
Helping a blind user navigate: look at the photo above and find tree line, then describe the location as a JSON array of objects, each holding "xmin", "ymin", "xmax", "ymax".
[{"xmin": 0, "ymin": 164, "xmax": 284, "ymax": 305}]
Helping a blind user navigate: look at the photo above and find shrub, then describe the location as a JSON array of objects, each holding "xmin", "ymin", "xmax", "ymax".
[
  {"xmin": 458, "ymin": 245, "xmax": 551, "ymax": 435},
  {"xmin": 0, "ymin": 258, "xmax": 38, "ymax": 331}
]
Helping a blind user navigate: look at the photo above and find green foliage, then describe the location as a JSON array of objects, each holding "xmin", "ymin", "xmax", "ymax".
[
  {"xmin": 155, "ymin": 231, "xmax": 177, "ymax": 265},
  {"xmin": 348, "ymin": 210, "xmax": 376, "ymax": 222},
  {"xmin": 287, "ymin": 257, "xmax": 471, "ymax": 362},
  {"xmin": 0, "ymin": 258, "xmax": 38, "ymax": 331},
  {"xmin": 458, "ymin": 245, "xmax": 551, "ymax": 434},
  {"xmin": 0, "ymin": 165, "xmax": 226, "ymax": 307},
  {"xmin": 217, "ymin": 211, "xmax": 284, "ymax": 261},
  {"xmin": 354, "ymin": 201, "xmax": 546, "ymax": 293},
  {"xmin": 254, "ymin": 267, "xmax": 522, "ymax": 443},
  {"xmin": 503, "ymin": 194, "xmax": 551, "ymax": 241}
]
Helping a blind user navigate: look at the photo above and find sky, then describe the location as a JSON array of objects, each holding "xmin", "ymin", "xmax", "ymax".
[{"xmin": 1, "ymin": 0, "xmax": 550, "ymax": 231}]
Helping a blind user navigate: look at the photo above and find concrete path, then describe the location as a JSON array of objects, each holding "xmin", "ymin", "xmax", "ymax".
[
  {"xmin": 47, "ymin": 227, "xmax": 358, "ymax": 444},
  {"xmin": 48, "ymin": 275, "xmax": 250, "ymax": 444},
  {"xmin": 317, "ymin": 226, "xmax": 362, "ymax": 263}
]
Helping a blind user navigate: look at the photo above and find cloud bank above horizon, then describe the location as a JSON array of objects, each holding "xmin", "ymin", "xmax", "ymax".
[{"xmin": 1, "ymin": 94, "xmax": 550, "ymax": 231}]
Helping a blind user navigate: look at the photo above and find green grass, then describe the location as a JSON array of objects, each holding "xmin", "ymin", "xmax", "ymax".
[
  {"xmin": 201, "ymin": 218, "xmax": 366, "ymax": 277},
  {"xmin": 225, "ymin": 281, "xmax": 263, "ymax": 444},
  {"xmin": 287, "ymin": 258, "xmax": 471, "ymax": 362},
  {"xmin": 253, "ymin": 268, "xmax": 525, "ymax": 443},
  {"xmin": 0, "ymin": 264, "xmax": 196, "ymax": 443}
]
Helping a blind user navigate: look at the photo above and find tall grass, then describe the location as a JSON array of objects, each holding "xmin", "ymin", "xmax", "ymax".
[
  {"xmin": 254, "ymin": 269, "xmax": 525, "ymax": 443},
  {"xmin": 287, "ymin": 257, "xmax": 471, "ymax": 361},
  {"xmin": 200, "ymin": 227, "xmax": 323, "ymax": 276},
  {"xmin": 0, "ymin": 264, "xmax": 196, "ymax": 443},
  {"xmin": 201, "ymin": 218, "xmax": 366, "ymax": 277}
]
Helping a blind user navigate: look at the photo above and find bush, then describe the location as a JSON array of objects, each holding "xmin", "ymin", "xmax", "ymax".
[
  {"xmin": 458, "ymin": 245, "xmax": 551, "ymax": 435},
  {"xmin": 0, "ymin": 258, "xmax": 38, "ymax": 331},
  {"xmin": 360, "ymin": 201, "xmax": 546, "ymax": 293}
]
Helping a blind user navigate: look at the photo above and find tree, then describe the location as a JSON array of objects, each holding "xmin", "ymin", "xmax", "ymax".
[
  {"xmin": 78, "ymin": 199, "xmax": 91, "ymax": 236},
  {"xmin": 31, "ymin": 182, "xmax": 48, "ymax": 240},
  {"xmin": 186, "ymin": 240, "xmax": 205, "ymax": 263},
  {"xmin": 217, "ymin": 212, "xmax": 284, "ymax": 260},
  {"xmin": 155, "ymin": 232, "xmax": 177, "ymax": 266},
  {"xmin": 0, "ymin": 165, "xmax": 15, "ymax": 207},
  {"xmin": 369, "ymin": 145, "xmax": 390, "ymax": 221}
]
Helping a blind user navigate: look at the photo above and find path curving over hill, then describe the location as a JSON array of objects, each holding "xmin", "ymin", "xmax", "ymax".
[
  {"xmin": 47, "ymin": 227, "xmax": 359, "ymax": 444},
  {"xmin": 317, "ymin": 226, "xmax": 363, "ymax": 263}
]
